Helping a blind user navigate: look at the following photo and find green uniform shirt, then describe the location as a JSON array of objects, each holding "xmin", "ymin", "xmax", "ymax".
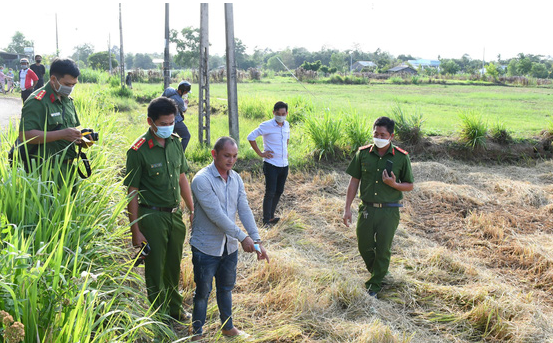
[
  {"xmin": 19, "ymin": 82, "xmax": 81, "ymax": 161},
  {"xmin": 124, "ymin": 130, "xmax": 188, "ymax": 208},
  {"xmin": 346, "ymin": 143, "xmax": 414, "ymax": 203}
]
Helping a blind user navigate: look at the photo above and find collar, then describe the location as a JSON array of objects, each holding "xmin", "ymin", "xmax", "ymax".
[
  {"xmin": 272, "ymin": 118, "xmax": 286, "ymax": 127},
  {"xmin": 370, "ymin": 143, "xmax": 396, "ymax": 156},
  {"xmin": 208, "ymin": 161, "xmax": 233, "ymax": 180},
  {"xmin": 44, "ymin": 82, "xmax": 61, "ymax": 104},
  {"xmin": 144, "ymin": 128, "xmax": 173, "ymax": 149}
]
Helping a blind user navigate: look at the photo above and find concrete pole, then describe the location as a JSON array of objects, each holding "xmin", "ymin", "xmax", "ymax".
[
  {"xmin": 163, "ymin": 3, "xmax": 171, "ymax": 90},
  {"xmin": 199, "ymin": 3, "xmax": 211, "ymax": 146},
  {"xmin": 225, "ymin": 3, "xmax": 239, "ymax": 144}
]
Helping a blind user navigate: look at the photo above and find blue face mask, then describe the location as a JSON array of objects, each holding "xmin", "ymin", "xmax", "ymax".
[{"xmin": 153, "ymin": 123, "xmax": 174, "ymax": 139}]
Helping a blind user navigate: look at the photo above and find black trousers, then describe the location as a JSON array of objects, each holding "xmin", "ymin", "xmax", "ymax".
[
  {"xmin": 21, "ymin": 89, "xmax": 33, "ymax": 103},
  {"xmin": 262, "ymin": 162, "xmax": 288, "ymax": 223}
]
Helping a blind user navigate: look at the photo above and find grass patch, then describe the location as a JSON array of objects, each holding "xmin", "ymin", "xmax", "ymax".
[
  {"xmin": 459, "ymin": 110, "xmax": 488, "ymax": 150},
  {"xmin": 388, "ymin": 103, "xmax": 424, "ymax": 145}
]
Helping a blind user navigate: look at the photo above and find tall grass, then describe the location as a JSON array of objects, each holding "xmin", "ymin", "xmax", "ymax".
[
  {"xmin": 238, "ymin": 95, "xmax": 274, "ymax": 120},
  {"xmin": 343, "ymin": 108, "xmax": 371, "ymax": 152},
  {"xmin": 304, "ymin": 109, "xmax": 343, "ymax": 159},
  {"xmin": 388, "ymin": 104, "xmax": 424, "ymax": 144},
  {"xmin": 0, "ymin": 87, "xmax": 178, "ymax": 342},
  {"xmin": 459, "ymin": 110, "xmax": 488, "ymax": 150}
]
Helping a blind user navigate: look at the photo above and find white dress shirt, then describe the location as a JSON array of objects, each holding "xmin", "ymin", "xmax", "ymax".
[{"xmin": 247, "ymin": 118, "xmax": 290, "ymax": 167}]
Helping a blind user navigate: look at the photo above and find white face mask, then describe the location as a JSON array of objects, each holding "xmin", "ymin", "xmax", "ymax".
[
  {"xmin": 373, "ymin": 137, "xmax": 391, "ymax": 148},
  {"xmin": 275, "ymin": 115, "xmax": 286, "ymax": 123}
]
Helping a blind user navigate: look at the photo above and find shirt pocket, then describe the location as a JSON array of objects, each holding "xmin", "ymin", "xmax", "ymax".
[
  {"xmin": 147, "ymin": 162, "xmax": 168, "ymax": 188},
  {"xmin": 47, "ymin": 110, "xmax": 64, "ymax": 130}
]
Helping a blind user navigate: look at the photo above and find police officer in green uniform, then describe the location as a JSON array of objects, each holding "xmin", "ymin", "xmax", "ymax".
[
  {"xmin": 124, "ymin": 97, "xmax": 194, "ymax": 321},
  {"xmin": 343, "ymin": 116, "xmax": 414, "ymax": 298},
  {"xmin": 19, "ymin": 57, "xmax": 83, "ymax": 178}
]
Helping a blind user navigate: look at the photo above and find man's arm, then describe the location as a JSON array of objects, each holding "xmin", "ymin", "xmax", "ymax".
[
  {"xmin": 382, "ymin": 170, "xmax": 414, "ymax": 192},
  {"xmin": 236, "ymin": 177, "xmax": 269, "ymax": 261},
  {"xmin": 20, "ymin": 128, "xmax": 83, "ymax": 145},
  {"xmin": 128, "ymin": 186, "xmax": 147, "ymax": 247},
  {"xmin": 248, "ymin": 139, "xmax": 273, "ymax": 159},
  {"xmin": 343, "ymin": 177, "xmax": 360, "ymax": 227},
  {"xmin": 179, "ymin": 172, "xmax": 194, "ymax": 222}
]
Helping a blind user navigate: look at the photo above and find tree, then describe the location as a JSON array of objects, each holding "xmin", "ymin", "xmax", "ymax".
[
  {"xmin": 530, "ymin": 63, "xmax": 548, "ymax": 78},
  {"xmin": 125, "ymin": 53, "xmax": 134, "ymax": 69},
  {"xmin": 440, "ymin": 59, "xmax": 460, "ymax": 75},
  {"xmin": 134, "ymin": 53, "xmax": 155, "ymax": 69},
  {"xmin": 516, "ymin": 56, "xmax": 532, "ymax": 75},
  {"xmin": 6, "ymin": 31, "xmax": 33, "ymax": 54},
  {"xmin": 485, "ymin": 63, "xmax": 499, "ymax": 80},
  {"xmin": 71, "ymin": 43, "xmax": 95, "ymax": 66},
  {"xmin": 170, "ymin": 27, "xmax": 200, "ymax": 69},
  {"xmin": 330, "ymin": 52, "xmax": 348, "ymax": 72},
  {"xmin": 267, "ymin": 56, "xmax": 285, "ymax": 71},
  {"xmin": 88, "ymin": 51, "xmax": 118, "ymax": 71}
]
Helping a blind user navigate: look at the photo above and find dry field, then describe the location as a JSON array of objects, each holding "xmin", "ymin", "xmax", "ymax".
[{"xmin": 177, "ymin": 159, "xmax": 553, "ymax": 342}]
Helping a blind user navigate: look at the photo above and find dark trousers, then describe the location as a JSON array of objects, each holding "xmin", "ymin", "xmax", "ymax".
[
  {"xmin": 356, "ymin": 204, "xmax": 400, "ymax": 293},
  {"xmin": 173, "ymin": 120, "xmax": 191, "ymax": 153},
  {"xmin": 21, "ymin": 89, "xmax": 33, "ymax": 103},
  {"xmin": 262, "ymin": 162, "xmax": 288, "ymax": 223},
  {"xmin": 191, "ymin": 246, "xmax": 238, "ymax": 335}
]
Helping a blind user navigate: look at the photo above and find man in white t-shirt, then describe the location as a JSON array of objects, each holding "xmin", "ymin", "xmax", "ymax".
[{"xmin": 247, "ymin": 101, "xmax": 290, "ymax": 225}]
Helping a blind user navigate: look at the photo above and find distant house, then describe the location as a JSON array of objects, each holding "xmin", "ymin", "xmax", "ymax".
[
  {"xmin": 408, "ymin": 59, "xmax": 440, "ymax": 69},
  {"xmin": 0, "ymin": 50, "xmax": 28, "ymax": 68},
  {"xmin": 387, "ymin": 65, "xmax": 417, "ymax": 74},
  {"xmin": 352, "ymin": 61, "xmax": 377, "ymax": 72}
]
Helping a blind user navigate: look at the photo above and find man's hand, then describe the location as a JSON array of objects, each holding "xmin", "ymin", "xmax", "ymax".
[
  {"xmin": 62, "ymin": 128, "xmax": 83, "ymax": 143},
  {"xmin": 241, "ymin": 236, "xmax": 255, "ymax": 253},
  {"xmin": 382, "ymin": 170, "xmax": 396, "ymax": 187},
  {"xmin": 260, "ymin": 150, "xmax": 274, "ymax": 159},
  {"xmin": 256, "ymin": 244, "xmax": 270, "ymax": 263},
  {"xmin": 343, "ymin": 208, "xmax": 353, "ymax": 227},
  {"xmin": 131, "ymin": 230, "xmax": 147, "ymax": 248}
]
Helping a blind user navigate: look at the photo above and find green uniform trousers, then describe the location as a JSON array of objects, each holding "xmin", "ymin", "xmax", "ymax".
[
  {"xmin": 356, "ymin": 203, "xmax": 400, "ymax": 293},
  {"xmin": 139, "ymin": 207, "xmax": 186, "ymax": 316}
]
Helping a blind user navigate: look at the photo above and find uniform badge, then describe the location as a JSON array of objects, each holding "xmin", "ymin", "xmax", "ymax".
[
  {"xmin": 150, "ymin": 163, "xmax": 162, "ymax": 169},
  {"xmin": 34, "ymin": 90, "xmax": 46, "ymax": 100},
  {"xmin": 148, "ymin": 139, "xmax": 154, "ymax": 149},
  {"xmin": 51, "ymin": 112, "xmax": 61, "ymax": 117},
  {"xmin": 395, "ymin": 146, "xmax": 409, "ymax": 155},
  {"xmin": 358, "ymin": 144, "xmax": 373, "ymax": 151},
  {"xmin": 50, "ymin": 94, "xmax": 56, "ymax": 103},
  {"xmin": 131, "ymin": 137, "xmax": 146, "ymax": 151}
]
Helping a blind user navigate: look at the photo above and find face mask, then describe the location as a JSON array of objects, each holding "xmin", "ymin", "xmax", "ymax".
[
  {"xmin": 373, "ymin": 137, "xmax": 391, "ymax": 149},
  {"xmin": 275, "ymin": 115, "xmax": 286, "ymax": 123},
  {"xmin": 54, "ymin": 78, "xmax": 74, "ymax": 97},
  {"xmin": 21, "ymin": 64, "xmax": 28, "ymax": 70},
  {"xmin": 36, "ymin": 60, "xmax": 42, "ymax": 63},
  {"xmin": 153, "ymin": 123, "xmax": 174, "ymax": 139}
]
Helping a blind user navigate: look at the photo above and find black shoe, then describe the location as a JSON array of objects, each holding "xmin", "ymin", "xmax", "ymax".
[
  {"xmin": 263, "ymin": 217, "xmax": 280, "ymax": 226},
  {"xmin": 367, "ymin": 290, "xmax": 378, "ymax": 299}
]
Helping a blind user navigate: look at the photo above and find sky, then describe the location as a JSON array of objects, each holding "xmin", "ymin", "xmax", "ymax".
[{"xmin": 1, "ymin": 1, "xmax": 552, "ymax": 62}]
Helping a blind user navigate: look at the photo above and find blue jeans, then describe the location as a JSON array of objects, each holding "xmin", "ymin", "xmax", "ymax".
[
  {"xmin": 173, "ymin": 120, "xmax": 191, "ymax": 153},
  {"xmin": 191, "ymin": 246, "xmax": 238, "ymax": 335},
  {"xmin": 263, "ymin": 162, "xmax": 288, "ymax": 223}
]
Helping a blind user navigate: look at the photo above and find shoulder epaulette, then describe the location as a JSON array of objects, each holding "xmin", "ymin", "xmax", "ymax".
[
  {"xmin": 131, "ymin": 137, "xmax": 146, "ymax": 151},
  {"xmin": 358, "ymin": 144, "xmax": 373, "ymax": 151},
  {"xmin": 34, "ymin": 90, "xmax": 46, "ymax": 100},
  {"xmin": 395, "ymin": 146, "xmax": 409, "ymax": 155}
]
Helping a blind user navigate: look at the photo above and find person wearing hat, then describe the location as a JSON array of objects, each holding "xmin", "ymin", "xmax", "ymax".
[
  {"xmin": 30, "ymin": 55, "xmax": 46, "ymax": 90},
  {"xmin": 19, "ymin": 58, "xmax": 39, "ymax": 102},
  {"xmin": 162, "ymin": 80, "xmax": 192, "ymax": 152}
]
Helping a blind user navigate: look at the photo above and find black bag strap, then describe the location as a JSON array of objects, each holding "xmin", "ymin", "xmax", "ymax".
[{"xmin": 76, "ymin": 145, "xmax": 92, "ymax": 179}]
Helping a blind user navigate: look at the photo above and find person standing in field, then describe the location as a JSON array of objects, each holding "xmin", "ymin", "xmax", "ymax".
[
  {"xmin": 125, "ymin": 71, "xmax": 133, "ymax": 89},
  {"xmin": 124, "ymin": 96, "xmax": 194, "ymax": 321},
  {"xmin": 19, "ymin": 58, "xmax": 39, "ymax": 103},
  {"xmin": 343, "ymin": 116, "xmax": 414, "ymax": 298},
  {"xmin": 30, "ymin": 55, "xmax": 46, "ymax": 90},
  {"xmin": 189, "ymin": 136, "xmax": 269, "ymax": 341},
  {"xmin": 162, "ymin": 80, "xmax": 191, "ymax": 153},
  {"xmin": 247, "ymin": 101, "xmax": 290, "ymax": 226},
  {"xmin": 6, "ymin": 69, "xmax": 15, "ymax": 93}
]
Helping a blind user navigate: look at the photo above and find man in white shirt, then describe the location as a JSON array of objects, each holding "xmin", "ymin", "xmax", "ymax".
[{"xmin": 247, "ymin": 101, "xmax": 290, "ymax": 225}]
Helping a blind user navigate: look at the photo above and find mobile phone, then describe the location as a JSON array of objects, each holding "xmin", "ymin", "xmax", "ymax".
[{"xmin": 385, "ymin": 160, "xmax": 393, "ymax": 177}]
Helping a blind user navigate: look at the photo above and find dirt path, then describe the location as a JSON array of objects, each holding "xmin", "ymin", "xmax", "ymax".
[{"xmin": 0, "ymin": 96, "xmax": 21, "ymax": 129}]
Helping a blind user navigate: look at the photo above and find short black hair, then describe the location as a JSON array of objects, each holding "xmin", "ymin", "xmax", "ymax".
[
  {"xmin": 274, "ymin": 101, "xmax": 288, "ymax": 112},
  {"xmin": 35, "ymin": 55, "xmax": 42, "ymax": 59},
  {"xmin": 50, "ymin": 58, "xmax": 80, "ymax": 78},
  {"xmin": 373, "ymin": 116, "xmax": 395, "ymax": 135},
  {"xmin": 213, "ymin": 136, "xmax": 237, "ymax": 153},
  {"xmin": 148, "ymin": 97, "xmax": 178, "ymax": 121}
]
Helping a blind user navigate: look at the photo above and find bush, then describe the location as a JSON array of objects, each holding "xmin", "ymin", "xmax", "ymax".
[
  {"xmin": 490, "ymin": 122, "xmax": 512, "ymax": 145},
  {"xmin": 389, "ymin": 76, "xmax": 404, "ymax": 84},
  {"xmin": 79, "ymin": 68, "xmax": 110, "ymax": 84},
  {"xmin": 286, "ymin": 95, "xmax": 314, "ymax": 124},
  {"xmin": 459, "ymin": 110, "xmax": 488, "ymax": 149},
  {"xmin": 344, "ymin": 109, "xmax": 371, "ymax": 152},
  {"xmin": 239, "ymin": 95, "xmax": 273, "ymax": 120},
  {"xmin": 389, "ymin": 104, "xmax": 424, "ymax": 144},
  {"xmin": 304, "ymin": 110, "xmax": 343, "ymax": 159}
]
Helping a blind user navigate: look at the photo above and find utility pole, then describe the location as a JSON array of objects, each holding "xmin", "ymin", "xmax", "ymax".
[
  {"xmin": 55, "ymin": 13, "xmax": 59, "ymax": 56},
  {"xmin": 108, "ymin": 34, "xmax": 112, "ymax": 74},
  {"xmin": 199, "ymin": 4, "xmax": 211, "ymax": 146},
  {"xmin": 163, "ymin": 3, "xmax": 171, "ymax": 90},
  {"xmin": 119, "ymin": 3, "xmax": 125, "ymax": 87},
  {"xmin": 225, "ymin": 3, "xmax": 239, "ymax": 144}
]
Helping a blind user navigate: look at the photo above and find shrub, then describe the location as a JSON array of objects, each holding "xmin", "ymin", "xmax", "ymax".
[
  {"xmin": 304, "ymin": 110, "xmax": 343, "ymax": 159},
  {"xmin": 344, "ymin": 109, "xmax": 371, "ymax": 152},
  {"xmin": 490, "ymin": 122, "xmax": 512, "ymax": 144},
  {"xmin": 389, "ymin": 76, "xmax": 404, "ymax": 84},
  {"xmin": 286, "ymin": 95, "xmax": 314, "ymax": 124},
  {"xmin": 459, "ymin": 110, "xmax": 488, "ymax": 149},
  {"xmin": 389, "ymin": 104, "xmax": 424, "ymax": 144}
]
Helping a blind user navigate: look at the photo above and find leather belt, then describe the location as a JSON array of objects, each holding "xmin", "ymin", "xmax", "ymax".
[
  {"xmin": 364, "ymin": 202, "xmax": 403, "ymax": 208},
  {"xmin": 139, "ymin": 204, "xmax": 179, "ymax": 213}
]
